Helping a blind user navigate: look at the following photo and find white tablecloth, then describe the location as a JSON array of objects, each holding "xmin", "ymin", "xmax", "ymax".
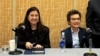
[{"xmin": 0, "ymin": 48, "xmax": 100, "ymax": 56}]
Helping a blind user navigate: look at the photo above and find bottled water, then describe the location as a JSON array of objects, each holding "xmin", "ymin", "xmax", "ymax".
[{"xmin": 60, "ymin": 32, "xmax": 66, "ymax": 52}]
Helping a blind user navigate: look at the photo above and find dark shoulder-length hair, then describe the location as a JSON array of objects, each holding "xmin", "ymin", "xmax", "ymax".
[
  {"xmin": 23, "ymin": 6, "xmax": 44, "ymax": 32},
  {"xmin": 67, "ymin": 9, "xmax": 81, "ymax": 22},
  {"xmin": 66, "ymin": 9, "xmax": 81, "ymax": 25}
]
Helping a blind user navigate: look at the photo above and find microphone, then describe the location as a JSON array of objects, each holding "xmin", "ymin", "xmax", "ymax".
[
  {"xmin": 86, "ymin": 28, "xmax": 92, "ymax": 34},
  {"xmin": 9, "ymin": 25, "xmax": 25, "ymax": 55},
  {"xmin": 12, "ymin": 25, "xmax": 25, "ymax": 32},
  {"xmin": 86, "ymin": 28, "xmax": 92, "ymax": 39},
  {"xmin": 83, "ymin": 28, "xmax": 97, "ymax": 56},
  {"xmin": 17, "ymin": 25, "xmax": 25, "ymax": 30}
]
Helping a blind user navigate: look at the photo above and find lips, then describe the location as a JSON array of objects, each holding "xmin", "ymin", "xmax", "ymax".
[
  {"xmin": 31, "ymin": 19, "xmax": 37, "ymax": 22},
  {"xmin": 74, "ymin": 23, "xmax": 79, "ymax": 25}
]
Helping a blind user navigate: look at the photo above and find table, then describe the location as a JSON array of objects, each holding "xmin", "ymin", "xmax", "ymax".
[{"xmin": 0, "ymin": 48, "xmax": 100, "ymax": 56}]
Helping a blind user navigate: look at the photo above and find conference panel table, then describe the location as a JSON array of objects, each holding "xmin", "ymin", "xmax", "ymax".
[{"xmin": 0, "ymin": 48, "xmax": 100, "ymax": 56}]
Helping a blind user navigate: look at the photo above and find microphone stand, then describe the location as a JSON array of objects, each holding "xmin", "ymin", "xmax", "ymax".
[
  {"xmin": 9, "ymin": 28, "xmax": 22, "ymax": 55},
  {"xmin": 84, "ymin": 33, "xmax": 97, "ymax": 56}
]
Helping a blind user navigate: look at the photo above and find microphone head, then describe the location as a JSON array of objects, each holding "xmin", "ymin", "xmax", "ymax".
[
  {"xmin": 12, "ymin": 25, "xmax": 25, "ymax": 31},
  {"xmin": 21, "ymin": 25, "xmax": 25, "ymax": 30},
  {"xmin": 86, "ymin": 28, "xmax": 92, "ymax": 33},
  {"xmin": 12, "ymin": 24, "xmax": 25, "ymax": 33},
  {"xmin": 12, "ymin": 28, "xmax": 16, "ymax": 31}
]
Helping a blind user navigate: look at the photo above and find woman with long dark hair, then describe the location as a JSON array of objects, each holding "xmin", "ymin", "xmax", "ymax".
[{"xmin": 17, "ymin": 7, "xmax": 51, "ymax": 49}]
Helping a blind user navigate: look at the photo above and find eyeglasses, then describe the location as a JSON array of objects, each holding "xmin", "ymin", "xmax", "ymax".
[{"xmin": 71, "ymin": 18, "xmax": 81, "ymax": 20}]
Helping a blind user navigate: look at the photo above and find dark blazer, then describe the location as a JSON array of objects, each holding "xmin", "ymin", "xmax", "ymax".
[
  {"xmin": 86, "ymin": 0, "xmax": 100, "ymax": 35},
  {"xmin": 61, "ymin": 27, "xmax": 89, "ymax": 48},
  {"xmin": 17, "ymin": 25, "xmax": 51, "ymax": 49}
]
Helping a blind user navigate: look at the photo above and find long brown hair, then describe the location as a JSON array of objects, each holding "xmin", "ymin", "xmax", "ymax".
[{"xmin": 23, "ymin": 6, "xmax": 44, "ymax": 33}]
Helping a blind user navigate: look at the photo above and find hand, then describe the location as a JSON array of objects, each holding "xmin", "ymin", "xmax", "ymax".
[
  {"xmin": 25, "ymin": 42, "xmax": 33, "ymax": 49},
  {"xmin": 33, "ymin": 44, "xmax": 43, "ymax": 48}
]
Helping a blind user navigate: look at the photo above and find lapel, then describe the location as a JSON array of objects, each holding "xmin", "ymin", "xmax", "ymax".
[
  {"xmin": 78, "ymin": 28, "xmax": 83, "ymax": 46},
  {"xmin": 66, "ymin": 27, "xmax": 72, "ymax": 46}
]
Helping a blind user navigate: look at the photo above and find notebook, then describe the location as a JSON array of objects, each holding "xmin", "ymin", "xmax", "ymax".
[{"xmin": 24, "ymin": 48, "xmax": 45, "ymax": 54}]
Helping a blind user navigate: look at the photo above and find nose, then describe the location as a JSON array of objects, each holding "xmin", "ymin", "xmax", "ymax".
[
  {"xmin": 32, "ymin": 16, "xmax": 37, "ymax": 19},
  {"xmin": 74, "ymin": 20, "xmax": 78, "ymax": 22}
]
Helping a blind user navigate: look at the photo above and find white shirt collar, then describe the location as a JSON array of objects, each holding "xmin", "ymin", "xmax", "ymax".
[{"xmin": 71, "ymin": 27, "xmax": 79, "ymax": 33}]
